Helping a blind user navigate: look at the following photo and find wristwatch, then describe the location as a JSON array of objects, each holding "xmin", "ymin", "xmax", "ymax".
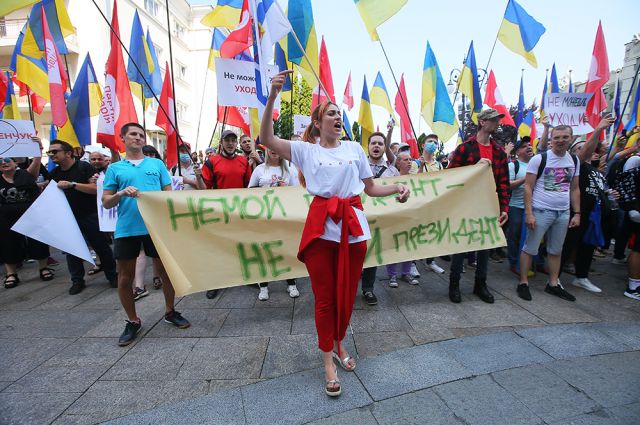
[{"xmin": 71, "ymin": 182, "xmax": 77, "ymax": 189}]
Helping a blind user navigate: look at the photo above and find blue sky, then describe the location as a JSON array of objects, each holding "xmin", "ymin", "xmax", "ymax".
[{"xmin": 188, "ymin": 0, "xmax": 638, "ymax": 140}]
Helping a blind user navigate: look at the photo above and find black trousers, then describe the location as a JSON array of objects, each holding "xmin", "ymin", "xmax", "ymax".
[{"xmin": 67, "ymin": 213, "xmax": 117, "ymax": 284}]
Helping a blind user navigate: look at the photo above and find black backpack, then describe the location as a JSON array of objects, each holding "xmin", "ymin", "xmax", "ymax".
[{"xmin": 535, "ymin": 152, "xmax": 578, "ymax": 180}]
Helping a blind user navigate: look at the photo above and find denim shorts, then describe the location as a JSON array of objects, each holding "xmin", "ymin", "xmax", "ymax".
[{"xmin": 522, "ymin": 208, "xmax": 570, "ymax": 256}]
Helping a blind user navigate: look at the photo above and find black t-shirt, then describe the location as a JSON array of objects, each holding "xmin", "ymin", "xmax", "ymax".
[
  {"xmin": 579, "ymin": 163, "xmax": 608, "ymax": 214},
  {"xmin": 0, "ymin": 169, "xmax": 40, "ymax": 218},
  {"xmin": 17, "ymin": 159, "xmax": 50, "ymax": 183},
  {"xmin": 49, "ymin": 160, "xmax": 97, "ymax": 218}
]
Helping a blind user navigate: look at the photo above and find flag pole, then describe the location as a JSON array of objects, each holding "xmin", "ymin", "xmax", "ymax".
[
  {"xmin": 221, "ymin": 106, "xmax": 229, "ymax": 134},
  {"xmin": 195, "ymin": 69, "xmax": 209, "ymax": 153},
  {"xmin": 480, "ymin": 0, "xmax": 510, "ymax": 87},
  {"xmin": 140, "ymin": 84, "xmax": 146, "ymax": 132},
  {"xmin": 164, "ymin": 0, "xmax": 182, "ymax": 176},
  {"xmin": 89, "ymin": 0, "xmax": 180, "ymax": 151},
  {"xmin": 26, "ymin": 93, "xmax": 35, "ymax": 123},
  {"xmin": 377, "ymin": 39, "xmax": 418, "ymax": 143},
  {"xmin": 606, "ymin": 62, "xmax": 640, "ymax": 161},
  {"xmin": 63, "ymin": 54, "xmax": 73, "ymax": 87}
]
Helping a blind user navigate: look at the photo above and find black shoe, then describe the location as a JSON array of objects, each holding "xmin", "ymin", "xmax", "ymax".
[
  {"xmin": 545, "ymin": 283, "xmax": 576, "ymax": 301},
  {"xmin": 164, "ymin": 310, "xmax": 191, "ymax": 329},
  {"xmin": 473, "ymin": 282, "xmax": 495, "ymax": 303},
  {"xmin": 206, "ymin": 289, "xmax": 219, "ymax": 299},
  {"xmin": 118, "ymin": 320, "xmax": 142, "ymax": 346},
  {"xmin": 362, "ymin": 291, "xmax": 378, "ymax": 306},
  {"xmin": 517, "ymin": 283, "xmax": 532, "ymax": 301},
  {"xmin": 69, "ymin": 282, "xmax": 86, "ymax": 295},
  {"xmin": 489, "ymin": 252, "xmax": 503, "ymax": 263},
  {"xmin": 449, "ymin": 282, "xmax": 461, "ymax": 303}
]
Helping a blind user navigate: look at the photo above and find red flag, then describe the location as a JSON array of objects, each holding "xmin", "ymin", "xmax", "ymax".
[
  {"xmin": 585, "ymin": 21, "xmax": 609, "ymax": 130},
  {"xmin": 530, "ymin": 113, "xmax": 537, "ymax": 141},
  {"xmin": 156, "ymin": 65, "xmax": 178, "ymax": 169},
  {"xmin": 41, "ymin": 5, "xmax": 68, "ymax": 127},
  {"xmin": 311, "ymin": 36, "xmax": 335, "ymax": 109},
  {"xmin": 217, "ymin": 104, "xmax": 250, "ymax": 134},
  {"xmin": 342, "ymin": 71, "xmax": 354, "ymax": 110},
  {"xmin": 0, "ymin": 72, "xmax": 8, "ymax": 111},
  {"xmin": 394, "ymin": 74, "xmax": 419, "ymax": 158},
  {"xmin": 97, "ymin": 0, "xmax": 138, "ymax": 153},
  {"xmin": 220, "ymin": 0, "xmax": 253, "ymax": 59},
  {"xmin": 484, "ymin": 70, "xmax": 516, "ymax": 127},
  {"xmin": 12, "ymin": 76, "xmax": 46, "ymax": 114}
]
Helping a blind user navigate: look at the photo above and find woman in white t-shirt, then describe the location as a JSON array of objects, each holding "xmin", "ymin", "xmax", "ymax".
[
  {"xmin": 260, "ymin": 71, "xmax": 410, "ymax": 397},
  {"xmin": 249, "ymin": 148, "xmax": 300, "ymax": 300}
]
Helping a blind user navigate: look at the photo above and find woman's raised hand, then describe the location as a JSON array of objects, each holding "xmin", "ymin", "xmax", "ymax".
[{"xmin": 269, "ymin": 70, "xmax": 294, "ymax": 99}]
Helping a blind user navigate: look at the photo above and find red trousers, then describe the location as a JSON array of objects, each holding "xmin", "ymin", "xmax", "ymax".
[{"xmin": 303, "ymin": 238, "xmax": 367, "ymax": 352}]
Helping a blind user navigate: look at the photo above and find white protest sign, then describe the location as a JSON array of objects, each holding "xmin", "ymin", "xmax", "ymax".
[
  {"xmin": 96, "ymin": 173, "xmax": 117, "ymax": 232},
  {"xmin": 171, "ymin": 176, "xmax": 184, "ymax": 191},
  {"xmin": 215, "ymin": 57, "xmax": 280, "ymax": 109},
  {"xmin": 12, "ymin": 183, "xmax": 95, "ymax": 264},
  {"xmin": 545, "ymin": 93, "xmax": 594, "ymax": 135},
  {"xmin": 0, "ymin": 119, "xmax": 40, "ymax": 157},
  {"xmin": 293, "ymin": 115, "xmax": 311, "ymax": 136}
]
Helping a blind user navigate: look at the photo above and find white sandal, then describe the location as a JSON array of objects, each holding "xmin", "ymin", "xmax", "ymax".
[{"xmin": 332, "ymin": 351, "xmax": 356, "ymax": 372}]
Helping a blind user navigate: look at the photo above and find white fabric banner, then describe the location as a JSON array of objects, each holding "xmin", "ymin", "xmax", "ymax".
[
  {"xmin": 0, "ymin": 119, "xmax": 40, "ymax": 157},
  {"xmin": 214, "ymin": 57, "xmax": 280, "ymax": 109},
  {"xmin": 96, "ymin": 173, "xmax": 117, "ymax": 232},
  {"xmin": 12, "ymin": 183, "xmax": 95, "ymax": 264}
]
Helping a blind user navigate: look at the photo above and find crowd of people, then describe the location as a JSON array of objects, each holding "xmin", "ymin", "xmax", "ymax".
[{"xmin": 1, "ymin": 70, "xmax": 638, "ymax": 397}]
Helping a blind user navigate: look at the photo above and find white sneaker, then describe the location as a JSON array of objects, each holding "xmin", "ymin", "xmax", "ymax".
[
  {"xmin": 389, "ymin": 276, "xmax": 398, "ymax": 288},
  {"xmin": 612, "ymin": 257, "xmax": 627, "ymax": 265},
  {"xmin": 428, "ymin": 262, "xmax": 445, "ymax": 274},
  {"xmin": 287, "ymin": 285, "xmax": 300, "ymax": 298},
  {"xmin": 409, "ymin": 277, "xmax": 419, "ymax": 285},
  {"xmin": 409, "ymin": 263, "xmax": 420, "ymax": 278},
  {"xmin": 571, "ymin": 278, "xmax": 602, "ymax": 293},
  {"xmin": 258, "ymin": 287, "xmax": 269, "ymax": 301}
]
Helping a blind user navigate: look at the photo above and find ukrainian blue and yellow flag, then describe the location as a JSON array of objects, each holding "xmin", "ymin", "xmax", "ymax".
[
  {"xmin": 370, "ymin": 71, "xmax": 394, "ymax": 119},
  {"xmin": 497, "ymin": 0, "xmax": 545, "ymax": 68},
  {"xmin": 624, "ymin": 78, "xmax": 640, "ymax": 133},
  {"xmin": 539, "ymin": 73, "xmax": 548, "ymax": 119},
  {"xmin": 516, "ymin": 74, "xmax": 525, "ymax": 128},
  {"xmin": 287, "ymin": 0, "xmax": 318, "ymax": 86},
  {"xmin": 0, "ymin": 1, "xmax": 39, "ymax": 17},
  {"xmin": 358, "ymin": 76, "xmax": 374, "ymax": 151},
  {"xmin": 550, "ymin": 63, "xmax": 560, "ymax": 93},
  {"xmin": 10, "ymin": 23, "xmax": 50, "ymax": 101},
  {"xmin": 421, "ymin": 42, "xmax": 458, "ymax": 142},
  {"xmin": 201, "ymin": 0, "xmax": 243, "ymax": 29},
  {"xmin": 25, "ymin": 0, "xmax": 75, "ymax": 55},
  {"xmin": 145, "ymin": 30, "xmax": 162, "ymax": 107},
  {"xmin": 457, "ymin": 41, "xmax": 482, "ymax": 122},
  {"xmin": 128, "ymin": 10, "xmax": 157, "ymax": 100},
  {"xmin": 274, "ymin": 40, "xmax": 292, "ymax": 102},
  {"xmin": 0, "ymin": 74, "xmax": 22, "ymax": 120},
  {"xmin": 353, "ymin": 0, "xmax": 407, "ymax": 41},
  {"xmin": 208, "ymin": 28, "xmax": 227, "ymax": 71},
  {"xmin": 518, "ymin": 110, "xmax": 534, "ymax": 139}
]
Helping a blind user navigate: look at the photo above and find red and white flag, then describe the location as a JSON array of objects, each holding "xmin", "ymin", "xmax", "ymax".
[
  {"xmin": 484, "ymin": 70, "xmax": 516, "ymax": 127},
  {"xmin": 41, "ymin": 5, "xmax": 68, "ymax": 127},
  {"xmin": 343, "ymin": 71, "xmax": 354, "ymax": 111},
  {"xmin": 311, "ymin": 36, "xmax": 335, "ymax": 109},
  {"xmin": 217, "ymin": 104, "xmax": 250, "ymax": 135},
  {"xmin": 156, "ymin": 65, "xmax": 178, "ymax": 169},
  {"xmin": 394, "ymin": 74, "xmax": 419, "ymax": 158},
  {"xmin": 96, "ymin": 0, "xmax": 137, "ymax": 153},
  {"xmin": 585, "ymin": 21, "xmax": 609, "ymax": 130},
  {"xmin": 220, "ymin": 0, "xmax": 253, "ymax": 59}
]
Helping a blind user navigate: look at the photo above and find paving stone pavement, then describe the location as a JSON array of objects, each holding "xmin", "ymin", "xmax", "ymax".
[{"xmin": 0, "ymin": 252, "xmax": 638, "ymax": 424}]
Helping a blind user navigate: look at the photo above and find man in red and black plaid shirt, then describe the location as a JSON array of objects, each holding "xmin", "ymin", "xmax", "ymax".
[{"xmin": 447, "ymin": 108, "xmax": 510, "ymax": 304}]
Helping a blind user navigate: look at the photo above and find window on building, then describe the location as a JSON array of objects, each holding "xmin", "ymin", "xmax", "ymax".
[
  {"xmin": 153, "ymin": 43, "xmax": 163, "ymax": 62},
  {"xmin": 176, "ymin": 102, "xmax": 188, "ymax": 122},
  {"xmin": 177, "ymin": 62, "xmax": 187, "ymax": 80},
  {"xmin": 172, "ymin": 17, "xmax": 186, "ymax": 40},
  {"xmin": 144, "ymin": 0, "xmax": 159, "ymax": 17}
]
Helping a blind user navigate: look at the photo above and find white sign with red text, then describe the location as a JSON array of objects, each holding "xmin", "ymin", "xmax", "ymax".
[
  {"xmin": 214, "ymin": 58, "xmax": 280, "ymax": 109},
  {"xmin": 0, "ymin": 120, "xmax": 40, "ymax": 157},
  {"xmin": 545, "ymin": 93, "xmax": 594, "ymax": 135}
]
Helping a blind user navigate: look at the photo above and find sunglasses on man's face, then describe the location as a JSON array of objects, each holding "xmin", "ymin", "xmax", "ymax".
[
  {"xmin": 46, "ymin": 149, "xmax": 67, "ymax": 156},
  {"xmin": 0, "ymin": 157, "xmax": 14, "ymax": 163}
]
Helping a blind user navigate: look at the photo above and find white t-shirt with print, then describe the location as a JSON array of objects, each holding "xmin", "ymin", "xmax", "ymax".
[
  {"xmin": 527, "ymin": 150, "xmax": 580, "ymax": 211},
  {"xmin": 248, "ymin": 163, "xmax": 297, "ymax": 188},
  {"xmin": 290, "ymin": 140, "xmax": 373, "ymax": 243}
]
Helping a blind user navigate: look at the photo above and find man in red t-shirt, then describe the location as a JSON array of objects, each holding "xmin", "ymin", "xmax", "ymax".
[
  {"xmin": 201, "ymin": 130, "xmax": 252, "ymax": 299},
  {"xmin": 201, "ymin": 130, "xmax": 252, "ymax": 190}
]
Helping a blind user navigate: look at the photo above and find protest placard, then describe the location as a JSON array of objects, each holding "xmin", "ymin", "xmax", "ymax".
[
  {"xmin": 96, "ymin": 173, "xmax": 117, "ymax": 232},
  {"xmin": 138, "ymin": 163, "xmax": 505, "ymax": 296},
  {"xmin": 545, "ymin": 93, "xmax": 594, "ymax": 135},
  {"xmin": 293, "ymin": 115, "xmax": 311, "ymax": 136},
  {"xmin": 0, "ymin": 119, "xmax": 40, "ymax": 157},
  {"xmin": 214, "ymin": 58, "xmax": 280, "ymax": 109}
]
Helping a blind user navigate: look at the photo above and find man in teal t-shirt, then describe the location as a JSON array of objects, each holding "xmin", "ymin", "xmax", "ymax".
[{"xmin": 102, "ymin": 123, "xmax": 191, "ymax": 347}]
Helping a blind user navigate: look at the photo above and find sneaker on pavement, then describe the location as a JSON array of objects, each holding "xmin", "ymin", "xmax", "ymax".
[
  {"xmin": 362, "ymin": 291, "xmax": 378, "ymax": 305},
  {"xmin": 409, "ymin": 263, "xmax": 420, "ymax": 278},
  {"xmin": 624, "ymin": 286, "xmax": 640, "ymax": 300},
  {"xmin": 69, "ymin": 282, "xmax": 86, "ymax": 295},
  {"xmin": 164, "ymin": 310, "xmax": 190, "ymax": 328},
  {"xmin": 389, "ymin": 275, "xmax": 398, "ymax": 288},
  {"xmin": 258, "ymin": 287, "xmax": 269, "ymax": 301},
  {"xmin": 428, "ymin": 262, "xmax": 445, "ymax": 274},
  {"xmin": 571, "ymin": 278, "xmax": 602, "ymax": 293},
  {"xmin": 118, "ymin": 320, "xmax": 141, "ymax": 346},
  {"xmin": 544, "ymin": 282, "xmax": 576, "ymax": 301},
  {"xmin": 612, "ymin": 257, "xmax": 627, "ymax": 265},
  {"xmin": 133, "ymin": 286, "xmax": 149, "ymax": 301},
  {"xmin": 287, "ymin": 285, "xmax": 300, "ymax": 298},
  {"xmin": 489, "ymin": 252, "xmax": 503, "ymax": 263},
  {"xmin": 517, "ymin": 283, "xmax": 532, "ymax": 301}
]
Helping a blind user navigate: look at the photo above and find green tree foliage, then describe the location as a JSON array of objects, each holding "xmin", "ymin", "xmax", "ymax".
[
  {"xmin": 274, "ymin": 76, "xmax": 313, "ymax": 139},
  {"xmin": 352, "ymin": 121, "xmax": 361, "ymax": 143}
]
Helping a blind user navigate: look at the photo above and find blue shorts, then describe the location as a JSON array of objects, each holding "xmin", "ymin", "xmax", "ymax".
[{"xmin": 522, "ymin": 208, "xmax": 570, "ymax": 256}]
